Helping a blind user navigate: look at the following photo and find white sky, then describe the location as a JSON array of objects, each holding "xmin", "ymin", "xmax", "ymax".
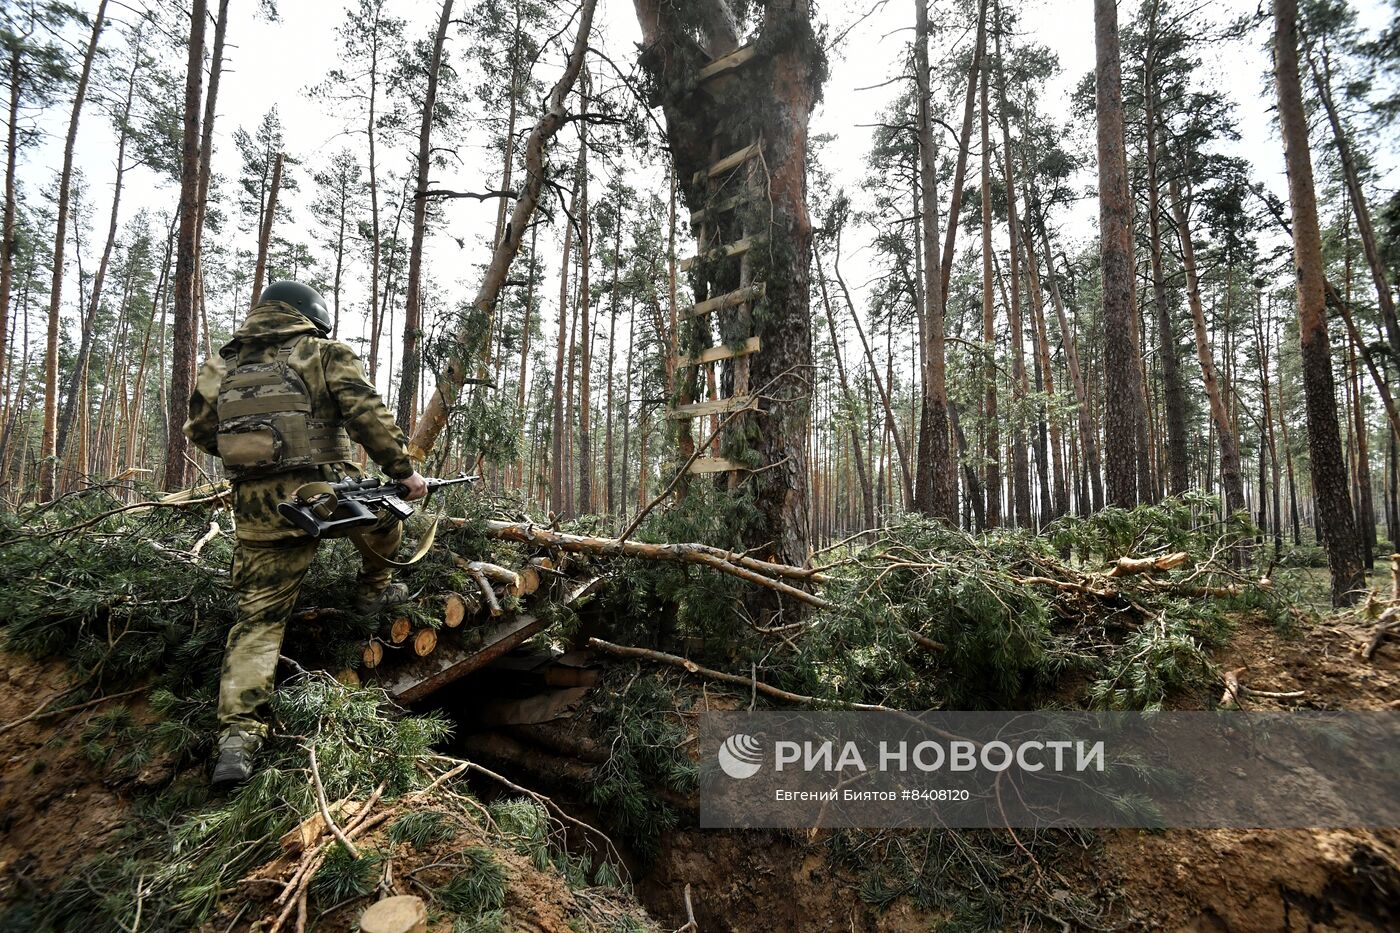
[{"xmin": 22, "ymin": 0, "xmax": 1400, "ymax": 401}]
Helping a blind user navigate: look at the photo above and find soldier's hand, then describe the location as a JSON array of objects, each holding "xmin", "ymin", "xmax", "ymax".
[{"xmin": 400, "ymin": 471, "xmax": 429, "ymax": 501}]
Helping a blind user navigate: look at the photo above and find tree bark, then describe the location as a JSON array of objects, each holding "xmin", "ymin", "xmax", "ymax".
[
  {"xmin": 41, "ymin": 0, "xmax": 107, "ymax": 499},
  {"xmin": 1168, "ymin": 175, "xmax": 1244, "ymax": 515},
  {"xmin": 56, "ymin": 24, "xmax": 141, "ymax": 467},
  {"xmin": 249, "ymin": 150, "xmax": 284, "ymax": 309},
  {"xmin": 994, "ymin": 10, "xmax": 1032, "ymax": 525},
  {"xmin": 912, "ymin": 0, "xmax": 954, "ymax": 521},
  {"xmin": 1094, "ymin": 0, "xmax": 1143, "ymax": 508},
  {"xmin": 397, "ymin": 0, "xmax": 454, "ymax": 431},
  {"xmin": 633, "ymin": 0, "xmax": 819, "ymax": 564},
  {"xmin": 0, "ymin": 47, "xmax": 21, "ymax": 400},
  {"xmin": 1143, "ymin": 36, "xmax": 1189, "ymax": 497},
  {"xmin": 1273, "ymin": 0, "xmax": 1365, "ymax": 605},
  {"xmin": 979, "ymin": 62, "xmax": 1001, "ymax": 527}
]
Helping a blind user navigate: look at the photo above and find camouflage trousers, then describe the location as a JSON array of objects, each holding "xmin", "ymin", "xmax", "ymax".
[{"xmin": 217, "ymin": 516, "xmax": 402, "ymax": 737}]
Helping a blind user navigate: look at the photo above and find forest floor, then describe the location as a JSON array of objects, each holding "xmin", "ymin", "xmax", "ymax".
[{"xmin": 3, "ymin": 554, "xmax": 1400, "ymax": 931}]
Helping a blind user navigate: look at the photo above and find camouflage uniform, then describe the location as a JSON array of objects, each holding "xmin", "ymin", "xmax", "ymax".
[{"xmin": 185, "ymin": 301, "xmax": 414, "ymax": 738}]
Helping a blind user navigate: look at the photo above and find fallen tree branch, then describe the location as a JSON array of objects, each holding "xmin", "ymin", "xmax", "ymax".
[
  {"xmin": 468, "ymin": 519, "xmax": 831, "ymax": 601},
  {"xmin": 587, "ymin": 638, "xmax": 897, "ymax": 711}
]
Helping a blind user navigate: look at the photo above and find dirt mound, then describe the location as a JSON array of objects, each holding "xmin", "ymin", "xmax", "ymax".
[{"xmin": 0, "ymin": 659, "xmax": 135, "ymax": 900}]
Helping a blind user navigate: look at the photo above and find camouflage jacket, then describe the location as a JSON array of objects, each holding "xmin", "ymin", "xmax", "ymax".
[{"xmin": 185, "ymin": 302, "xmax": 413, "ymax": 542}]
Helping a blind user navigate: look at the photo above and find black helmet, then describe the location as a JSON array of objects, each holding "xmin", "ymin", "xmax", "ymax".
[{"xmin": 259, "ymin": 280, "xmax": 332, "ymax": 335}]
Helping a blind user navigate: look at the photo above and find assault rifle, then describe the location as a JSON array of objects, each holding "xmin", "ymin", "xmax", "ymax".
[{"xmin": 278, "ymin": 473, "xmax": 480, "ymax": 539}]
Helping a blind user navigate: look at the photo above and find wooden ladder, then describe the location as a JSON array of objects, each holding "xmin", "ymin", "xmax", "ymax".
[{"xmin": 669, "ymin": 43, "xmax": 764, "ymax": 478}]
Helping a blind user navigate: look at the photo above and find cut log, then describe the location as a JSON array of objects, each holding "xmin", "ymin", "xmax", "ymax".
[
  {"xmin": 359, "ymin": 895, "xmax": 428, "ymax": 933},
  {"xmin": 530, "ymin": 556, "xmax": 556, "ymax": 572},
  {"xmin": 413, "ymin": 628, "xmax": 438, "ymax": 657},
  {"xmin": 695, "ymin": 43, "xmax": 756, "ymax": 83},
  {"xmin": 512, "ymin": 565, "xmax": 541, "ymax": 597},
  {"xmin": 381, "ymin": 613, "xmax": 548, "ymax": 704},
  {"xmin": 389, "ymin": 617, "xmax": 412, "ymax": 644},
  {"xmin": 442, "ymin": 592, "xmax": 473, "ymax": 628},
  {"xmin": 678, "ymin": 335, "xmax": 761, "ymax": 364},
  {"xmin": 687, "ymin": 456, "xmax": 747, "ymax": 475},
  {"xmin": 691, "ymin": 142, "xmax": 761, "ymax": 187},
  {"xmin": 1107, "ymin": 551, "xmax": 1190, "ymax": 577},
  {"xmin": 690, "ymin": 193, "xmax": 746, "ymax": 227},
  {"xmin": 667, "ymin": 395, "xmax": 756, "ymax": 420},
  {"xmin": 335, "ymin": 669, "xmax": 361, "ymax": 687},
  {"xmin": 451, "ymin": 555, "xmax": 523, "ymax": 593},
  {"xmin": 680, "ymin": 235, "xmax": 758, "ymax": 272},
  {"xmin": 362, "ymin": 641, "xmax": 384, "ymax": 669}
]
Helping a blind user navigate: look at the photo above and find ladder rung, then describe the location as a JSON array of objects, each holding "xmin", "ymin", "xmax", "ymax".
[
  {"xmin": 683, "ymin": 285, "xmax": 765, "ymax": 320},
  {"xmin": 680, "ymin": 236, "xmax": 759, "ymax": 273},
  {"xmin": 696, "ymin": 44, "xmax": 757, "ymax": 84},
  {"xmin": 677, "ymin": 337, "xmax": 761, "ymax": 367},
  {"xmin": 692, "ymin": 142, "xmax": 761, "ymax": 187},
  {"xmin": 667, "ymin": 395, "xmax": 756, "ymax": 419},
  {"xmin": 690, "ymin": 194, "xmax": 747, "ymax": 228},
  {"xmin": 686, "ymin": 456, "xmax": 749, "ymax": 474}
]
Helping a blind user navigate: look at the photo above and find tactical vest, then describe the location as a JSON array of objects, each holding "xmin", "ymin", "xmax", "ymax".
[{"xmin": 215, "ymin": 337, "xmax": 354, "ymax": 481}]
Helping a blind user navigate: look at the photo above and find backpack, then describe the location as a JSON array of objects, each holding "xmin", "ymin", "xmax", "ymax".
[{"xmin": 215, "ymin": 338, "xmax": 353, "ymax": 480}]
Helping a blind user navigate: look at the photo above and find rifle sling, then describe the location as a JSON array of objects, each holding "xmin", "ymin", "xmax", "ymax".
[{"xmin": 351, "ymin": 518, "xmax": 438, "ymax": 569}]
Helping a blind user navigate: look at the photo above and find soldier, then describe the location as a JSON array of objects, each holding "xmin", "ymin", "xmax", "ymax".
[{"xmin": 185, "ymin": 280, "xmax": 428, "ymax": 788}]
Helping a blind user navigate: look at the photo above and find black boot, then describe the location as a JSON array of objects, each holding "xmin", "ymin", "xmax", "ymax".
[
  {"xmin": 353, "ymin": 581, "xmax": 409, "ymax": 615},
  {"xmin": 211, "ymin": 728, "xmax": 262, "ymax": 789}
]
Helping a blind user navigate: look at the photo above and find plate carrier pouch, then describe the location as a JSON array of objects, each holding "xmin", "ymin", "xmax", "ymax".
[{"xmin": 215, "ymin": 337, "xmax": 354, "ymax": 480}]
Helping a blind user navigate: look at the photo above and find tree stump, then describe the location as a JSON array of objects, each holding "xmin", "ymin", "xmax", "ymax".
[{"xmin": 360, "ymin": 895, "xmax": 427, "ymax": 933}]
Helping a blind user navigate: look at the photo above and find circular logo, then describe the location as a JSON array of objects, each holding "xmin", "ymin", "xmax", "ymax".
[{"xmin": 717, "ymin": 733, "xmax": 763, "ymax": 779}]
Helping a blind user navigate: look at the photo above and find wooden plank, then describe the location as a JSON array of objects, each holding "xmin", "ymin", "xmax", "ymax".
[
  {"xmin": 667, "ymin": 395, "xmax": 756, "ymax": 420},
  {"xmin": 680, "ymin": 236, "xmax": 758, "ymax": 272},
  {"xmin": 690, "ymin": 194, "xmax": 747, "ymax": 227},
  {"xmin": 678, "ymin": 337, "xmax": 762, "ymax": 367},
  {"xmin": 683, "ymin": 285, "xmax": 765, "ymax": 320},
  {"xmin": 378, "ymin": 613, "xmax": 547, "ymax": 704},
  {"xmin": 687, "ymin": 456, "xmax": 749, "ymax": 475},
  {"xmin": 692, "ymin": 143, "xmax": 761, "ymax": 187},
  {"xmin": 696, "ymin": 44, "xmax": 757, "ymax": 83}
]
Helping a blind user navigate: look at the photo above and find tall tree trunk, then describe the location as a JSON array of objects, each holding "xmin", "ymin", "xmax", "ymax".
[
  {"xmin": 1273, "ymin": 0, "xmax": 1364, "ymax": 605},
  {"xmin": 979, "ymin": 62, "xmax": 1001, "ymax": 527},
  {"xmin": 1093, "ymin": 0, "xmax": 1143, "ymax": 508},
  {"xmin": 604, "ymin": 204, "xmax": 621, "ymax": 516},
  {"xmin": 0, "ymin": 47, "xmax": 21, "ymax": 399},
  {"xmin": 994, "ymin": 10, "xmax": 1032, "ymax": 525},
  {"xmin": 41, "ymin": 0, "xmax": 108, "ymax": 499},
  {"xmin": 633, "ymin": 0, "xmax": 818, "ymax": 564},
  {"xmin": 912, "ymin": 0, "xmax": 953, "ymax": 520},
  {"xmin": 408, "ymin": 0, "xmax": 597, "ymax": 461},
  {"xmin": 939, "ymin": 0, "xmax": 988, "ymax": 300},
  {"xmin": 1169, "ymin": 175, "xmax": 1244, "ymax": 515},
  {"xmin": 398, "ymin": 0, "xmax": 454, "ymax": 431},
  {"xmin": 550, "ymin": 148, "xmax": 583, "ymax": 517},
  {"xmin": 1144, "ymin": 64, "xmax": 1189, "ymax": 495},
  {"xmin": 816, "ymin": 249, "xmax": 875, "ymax": 529},
  {"xmin": 576, "ymin": 81, "xmax": 594, "ymax": 514},
  {"xmin": 249, "ymin": 151, "xmax": 284, "ymax": 308},
  {"xmin": 366, "ymin": 7, "xmax": 385, "ymax": 380},
  {"xmin": 1020, "ymin": 218, "xmax": 1069, "ymax": 520},
  {"xmin": 1303, "ymin": 29, "xmax": 1400, "ymax": 365},
  {"xmin": 56, "ymin": 28, "xmax": 141, "ymax": 465},
  {"xmin": 163, "ymin": 0, "xmax": 203, "ymax": 491},
  {"xmin": 192, "ymin": 0, "xmax": 228, "ymax": 355}
]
